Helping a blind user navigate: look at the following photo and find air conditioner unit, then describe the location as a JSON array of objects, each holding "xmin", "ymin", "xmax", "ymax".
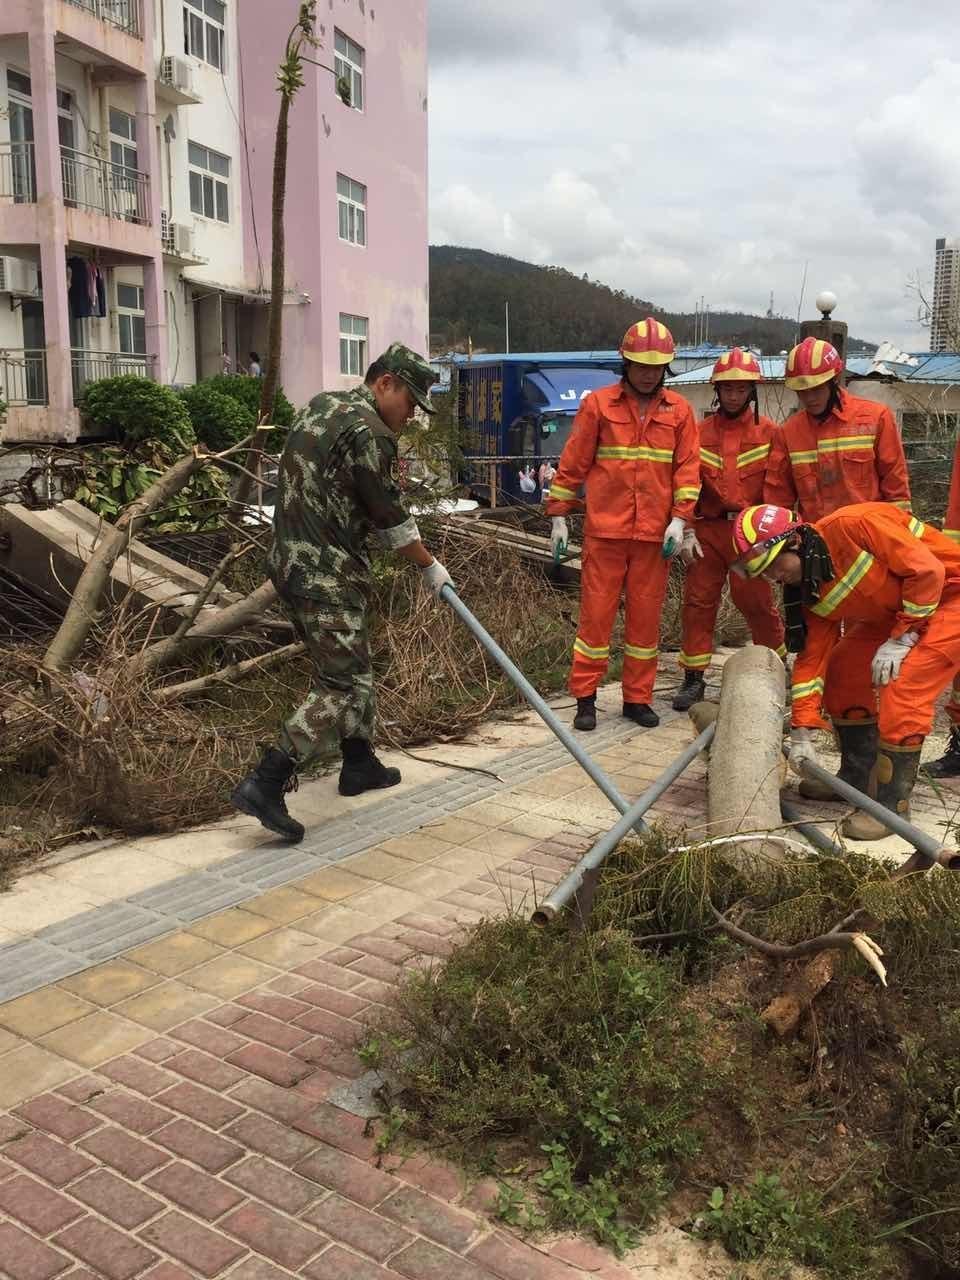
[
  {"xmin": 160, "ymin": 55, "xmax": 196, "ymax": 97},
  {"xmin": 171, "ymin": 222, "xmax": 195, "ymax": 258},
  {"xmin": 0, "ymin": 256, "xmax": 37, "ymax": 295}
]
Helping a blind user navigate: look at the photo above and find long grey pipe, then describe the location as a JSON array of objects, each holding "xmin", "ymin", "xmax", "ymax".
[
  {"xmin": 440, "ymin": 584, "xmax": 648, "ymax": 835},
  {"xmin": 799, "ymin": 759, "xmax": 960, "ymax": 870},
  {"xmin": 532, "ymin": 721, "xmax": 716, "ymax": 925}
]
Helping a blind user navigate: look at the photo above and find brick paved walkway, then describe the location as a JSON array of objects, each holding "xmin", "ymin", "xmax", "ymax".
[{"xmin": 1, "ymin": 677, "xmax": 957, "ymax": 1280}]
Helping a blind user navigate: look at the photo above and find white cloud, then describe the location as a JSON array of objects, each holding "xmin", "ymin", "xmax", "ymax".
[{"xmin": 428, "ymin": 5, "xmax": 959, "ymax": 348}]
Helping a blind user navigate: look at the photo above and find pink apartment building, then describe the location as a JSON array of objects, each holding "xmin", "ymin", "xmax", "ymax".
[{"xmin": 0, "ymin": 0, "xmax": 428, "ymax": 443}]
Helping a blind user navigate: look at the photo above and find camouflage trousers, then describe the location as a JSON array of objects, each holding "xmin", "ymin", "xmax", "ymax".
[{"xmin": 278, "ymin": 594, "xmax": 375, "ymax": 767}]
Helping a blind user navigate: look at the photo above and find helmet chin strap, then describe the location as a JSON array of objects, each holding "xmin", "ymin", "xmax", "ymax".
[{"xmin": 813, "ymin": 380, "xmax": 842, "ymax": 421}]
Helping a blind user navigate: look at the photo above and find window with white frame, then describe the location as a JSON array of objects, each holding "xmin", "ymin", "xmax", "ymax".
[
  {"xmin": 334, "ymin": 30, "xmax": 364, "ymax": 110},
  {"xmin": 337, "ymin": 174, "xmax": 366, "ymax": 246},
  {"xmin": 184, "ymin": 0, "xmax": 225, "ymax": 70},
  {"xmin": 109, "ymin": 108, "xmax": 137, "ymax": 172},
  {"xmin": 339, "ymin": 313, "xmax": 368, "ymax": 376},
  {"xmin": 188, "ymin": 141, "xmax": 230, "ymax": 222},
  {"xmin": 117, "ymin": 282, "xmax": 146, "ymax": 355}
]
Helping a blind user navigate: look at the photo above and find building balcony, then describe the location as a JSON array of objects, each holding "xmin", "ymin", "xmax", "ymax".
[
  {"xmin": 72, "ymin": 348, "xmax": 155, "ymax": 397},
  {"xmin": 63, "ymin": 149, "xmax": 151, "ymax": 226},
  {"xmin": 63, "ymin": 0, "xmax": 143, "ymax": 40},
  {"xmin": 0, "ymin": 349, "xmax": 48, "ymax": 407},
  {"xmin": 0, "ymin": 142, "xmax": 37, "ymax": 205},
  {"xmin": 0, "ymin": 142, "xmax": 151, "ymax": 229}
]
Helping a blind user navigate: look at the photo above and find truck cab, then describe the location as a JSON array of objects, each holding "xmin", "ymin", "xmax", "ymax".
[{"xmin": 454, "ymin": 353, "xmax": 621, "ymax": 505}]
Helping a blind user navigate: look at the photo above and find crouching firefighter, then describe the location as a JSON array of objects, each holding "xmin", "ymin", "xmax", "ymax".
[
  {"xmin": 546, "ymin": 318, "xmax": 700, "ymax": 731},
  {"xmin": 731, "ymin": 502, "xmax": 960, "ymax": 840},
  {"xmin": 673, "ymin": 348, "xmax": 785, "ymax": 711},
  {"xmin": 230, "ymin": 344, "xmax": 453, "ymax": 843}
]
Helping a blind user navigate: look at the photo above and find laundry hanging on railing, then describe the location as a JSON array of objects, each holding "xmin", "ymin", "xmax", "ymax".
[{"xmin": 66, "ymin": 255, "xmax": 106, "ymax": 319}]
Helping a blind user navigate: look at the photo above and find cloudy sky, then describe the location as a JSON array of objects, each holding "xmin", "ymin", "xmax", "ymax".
[{"xmin": 428, "ymin": 0, "xmax": 960, "ymax": 349}]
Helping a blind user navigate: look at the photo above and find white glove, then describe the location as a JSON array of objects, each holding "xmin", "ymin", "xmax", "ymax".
[
  {"xmin": 420, "ymin": 559, "xmax": 453, "ymax": 598},
  {"xmin": 871, "ymin": 631, "xmax": 919, "ymax": 686},
  {"xmin": 551, "ymin": 517, "xmax": 569, "ymax": 558},
  {"xmin": 787, "ymin": 727, "xmax": 819, "ymax": 777},
  {"xmin": 680, "ymin": 526, "xmax": 704, "ymax": 566},
  {"xmin": 661, "ymin": 516, "xmax": 686, "ymax": 559}
]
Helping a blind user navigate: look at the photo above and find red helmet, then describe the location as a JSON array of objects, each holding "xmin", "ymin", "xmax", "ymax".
[
  {"xmin": 711, "ymin": 347, "xmax": 763, "ymax": 383},
  {"xmin": 620, "ymin": 317, "xmax": 675, "ymax": 366},
  {"xmin": 732, "ymin": 504, "xmax": 802, "ymax": 577},
  {"xmin": 784, "ymin": 337, "xmax": 843, "ymax": 391}
]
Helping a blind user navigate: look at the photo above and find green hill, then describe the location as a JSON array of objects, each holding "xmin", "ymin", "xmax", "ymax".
[{"xmin": 429, "ymin": 246, "xmax": 875, "ymax": 357}]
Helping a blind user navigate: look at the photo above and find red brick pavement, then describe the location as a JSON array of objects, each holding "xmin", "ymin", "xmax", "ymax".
[{"xmin": 0, "ymin": 836, "xmax": 651, "ymax": 1279}]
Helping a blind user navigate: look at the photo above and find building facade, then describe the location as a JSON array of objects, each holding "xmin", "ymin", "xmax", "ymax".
[
  {"xmin": 0, "ymin": 0, "xmax": 428, "ymax": 442},
  {"xmin": 931, "ymin": 237, "xmax": 960, "ymax": 354}
]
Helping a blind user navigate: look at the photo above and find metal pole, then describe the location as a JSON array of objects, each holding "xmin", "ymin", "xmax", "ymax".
[
  {"xmin": 799, "ymin": 759, "xmax": 960, "ymax": 869},
  {"xmin": 778, "ymin": 796, "xmax": 845, "ymax": 858},
  {"xmin": 532, "ymin": 721, "xmax": 716, "ymax": 925},
  {"xmin": 504, "ymin": 300, "xmax": 509, "ymax": 355},
  {"xmin": 440, "ymin": 585, "xmax": 647, "ymax": 834}
]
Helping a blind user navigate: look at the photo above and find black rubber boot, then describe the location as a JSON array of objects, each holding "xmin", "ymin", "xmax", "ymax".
[
  {"xmin": 573, "ymin": 696, "xmax": 597, "ymax": 731},
  {"xmin": 672, "ymin": 669, "xmax": 706, "ymax": 712},
  {"xmin": 339, "ymin": 738, "xmax": 401, "ymax": 796},
  {"xmin": 843, "ymin": 744, "xmax": 922, "ymax": 841},
  {"xmin": 623, "ymin": 702, "xmax": 660, "ymax": 728},
  {"xmin": 798, "ymin": 719, "xmax": 877, "ymax": 801},
  {"xmin": 231, "ymin": 747, "xmax": 304, "ymax": 842},
  {"xmin": 923, "ymin": 726, "xmax": 960, "ymax": 779}
]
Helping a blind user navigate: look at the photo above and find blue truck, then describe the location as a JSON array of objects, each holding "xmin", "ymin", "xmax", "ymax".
[{"xmin": 451, "ymin": 352, "xmax": 623, "ymax": 504}]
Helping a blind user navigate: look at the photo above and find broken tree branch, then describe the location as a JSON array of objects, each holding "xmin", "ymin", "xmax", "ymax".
[
  {"xmin": 154, "ymin": 641, "xmax": 305, "ymax": 702},
  {"xmin": 130, "ymin": 579, "xmax": 281, "ymax": 678},
  {"xmin": 42, "ymin": 449, "xmax": 202, "ymax": 674}
]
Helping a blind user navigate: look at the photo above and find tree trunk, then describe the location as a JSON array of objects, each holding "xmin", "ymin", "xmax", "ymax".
[
  {"xmin": 154, "ymin": 641, "xmax": 305, "ymax": 703},
  {"xmin": 129, "ymin": 579, "xmax": 280, "ymax": 678},
  {"xmin": 42, "ymin": 451, "xmax": 200, "ymax": 674},
  {"xmin": 231, "ymin": 90, "xmax": 292, "ymax": 515}
]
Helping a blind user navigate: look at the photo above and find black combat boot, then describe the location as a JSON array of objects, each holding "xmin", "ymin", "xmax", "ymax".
[
  {"xmin": 843, "ymin": 743, "xmax": 922, "ymax": 841},
  {"xmin": 339, "ymin": 738, "xmax": 401, "ymax": 796},
  {"xmin": 231, "ymin": 747, "xmax": 304, "ymax": 842},
  {"xmin": 623, "ymin": 702, "xmax": 660, "ymax": 728},
  {"xmin": 923, "ymin": 726, "xmax": 960, "ymax": 779},
  {"xmin": 798, "ymin": 719, "xmax": 877, "ymax": 801},
  {"xmin": 573, "ymin": 696, "xmax": 597, "ymax": 731},
  {"xmin": 672, "ymin": 669, "xmax": 706, "ymax": 712}
]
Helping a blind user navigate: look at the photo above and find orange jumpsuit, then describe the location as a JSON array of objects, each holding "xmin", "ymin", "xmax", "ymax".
[
  {"xmin": 942, "ymin": 436, "xmax": 960, "ymax": 726},
  {"xmin": 790, "ymin": 504, "xmax": 960, "ymax": 745},
  {"xmin": 547, "ymin": 381, "xmax": 700, "ymax": 702},
  {"xmin": 679, "ymin": 408, "xmax": 785, "ymax": 671},
  {"xmin": 764, "ymin": 390, "xmax": 911, "ymax": 521}
]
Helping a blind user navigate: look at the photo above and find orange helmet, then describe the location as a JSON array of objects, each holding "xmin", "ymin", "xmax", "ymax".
[
  {"xmin": 732, "ymin": 504, "xmax": 802, "ymax": 577},
  {"xmin": 784, "ymin": 337, "xmax": 843, "ymax": 391},
  {"xmin": 711, "ymin": 347, "xmax": 762, "ymax": 383},
  {"xmin": 620, "ymin": 317, "xmax": 675, "ymax": 366}
]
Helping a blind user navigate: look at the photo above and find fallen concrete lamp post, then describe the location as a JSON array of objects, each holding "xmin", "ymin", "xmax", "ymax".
[{"xmin": 798, "ymin": 758, "xmax": 960, "ymax": 872}]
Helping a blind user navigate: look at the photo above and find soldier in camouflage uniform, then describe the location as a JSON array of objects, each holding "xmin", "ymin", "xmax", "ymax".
[{"xmin": 231, "ymin": 343, "xmax": 453, "ymax": 842}]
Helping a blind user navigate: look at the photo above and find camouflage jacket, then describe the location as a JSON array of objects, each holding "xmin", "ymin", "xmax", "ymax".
[{"xmin": 266, "ymin": 386, "xmax": 419, "ymax": 606}]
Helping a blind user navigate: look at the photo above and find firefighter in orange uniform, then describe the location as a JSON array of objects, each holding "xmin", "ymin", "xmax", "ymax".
[
  {"xmin": 764, "ymin": 337, "xmax": 911, "ymax": 521},
  {"xmin": 925, "ymin": 434, "xmax": 960, "ymax": 777},
  {"xmin": 546, "ymin": 318, "xmax": 700, "ymax": 731},
  {"xmin": 732, "ymin": 502, "xmax": 960, "ymax": 839},
  {"xmin": 672, "ymin": 348, "xmax": 786, "ymax": 711}
]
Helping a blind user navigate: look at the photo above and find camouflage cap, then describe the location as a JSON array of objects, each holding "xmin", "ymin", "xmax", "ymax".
[{"xmin": 377, "ymin": 342, "xmax": 436, "ymax": 415}]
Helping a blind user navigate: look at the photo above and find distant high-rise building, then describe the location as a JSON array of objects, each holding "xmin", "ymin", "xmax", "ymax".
[{"xmin": 931, "ymin": 237, "xmax": 960, "ymax": 352}]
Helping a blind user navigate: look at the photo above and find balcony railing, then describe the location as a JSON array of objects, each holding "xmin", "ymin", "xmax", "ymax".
[
  {"xmin": 63, "ymin": 0, "xmax": 143, "ymax": 38},
  {"xmin": 61, "ymin": 149, "xmax": 151, "ymax": 225},
  {"xmin": 72, "ymin": 349, "xmax": 155, "ymax": 397},
  {"xmin": 0, "ymin": 350, "xmax": 48, "ymax": 406},
  {"xmin": 0, "ymin": 142, "xmax": 37, "ymax": 204}
]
